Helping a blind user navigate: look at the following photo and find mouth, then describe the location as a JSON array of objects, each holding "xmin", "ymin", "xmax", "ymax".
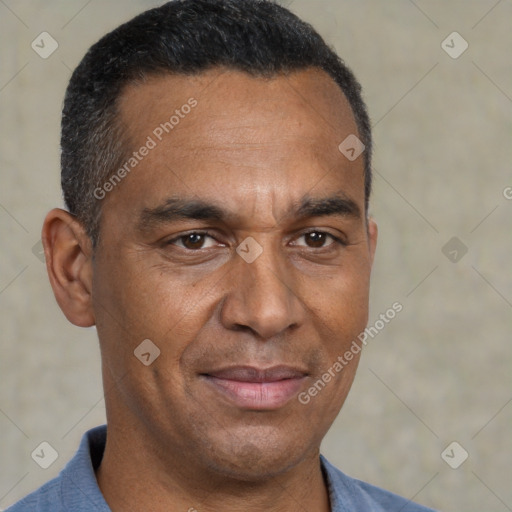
[{"xmin": 200, "ymin": 365, "xmax": 308, "ymax": 411}]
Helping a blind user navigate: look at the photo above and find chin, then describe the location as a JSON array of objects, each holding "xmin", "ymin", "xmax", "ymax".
[{"xmin": 199, "ymin": 427, "xmax": 313, "ymax": 482}]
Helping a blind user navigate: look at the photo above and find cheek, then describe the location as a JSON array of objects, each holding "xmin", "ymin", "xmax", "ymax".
[
  {"xmin": 305, "ymin": 263, "xmax": 370, "ymax": 344},
  {"xmin": 94, "ymin": 255, "xmax": 205, "ymax": 333},
  {"xmin": 92, "ymin": 259, "xmax": 205, "ymax": 422},
  {"xmin": 92, "ymin": 254, "xmax": 223, "ymax": 386}
]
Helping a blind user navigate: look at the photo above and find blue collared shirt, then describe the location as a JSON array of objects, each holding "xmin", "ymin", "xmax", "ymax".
[{"xmin": 7, "ymin": 425, "xmax": 437, "ymax": 511}]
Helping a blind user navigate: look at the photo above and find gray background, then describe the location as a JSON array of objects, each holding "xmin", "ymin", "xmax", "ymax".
[{"xmin": 1, "ymin": 0, "xmax": 511, "ymax": 510}]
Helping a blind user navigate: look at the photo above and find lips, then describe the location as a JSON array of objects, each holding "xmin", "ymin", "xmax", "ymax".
[{"xmin": 201, "ymin": 365, "xmax": 308, "ymax": 410}]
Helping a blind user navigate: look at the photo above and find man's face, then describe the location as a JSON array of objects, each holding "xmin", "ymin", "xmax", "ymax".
[{"xmin": 91, "ymin": 68, "xmax": 377, "ymax": 479}]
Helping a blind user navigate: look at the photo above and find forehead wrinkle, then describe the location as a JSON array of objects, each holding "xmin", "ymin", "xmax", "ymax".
[{"xmin": 249, "ymin": 185, "xmax": 280, "ymax": 229}]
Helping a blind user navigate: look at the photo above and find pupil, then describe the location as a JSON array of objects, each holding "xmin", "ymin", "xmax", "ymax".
[
  {"xmin": 186, "ymin": 234, "xmax": 203, "ymax": 248},
  {"xmin": 308, "ymin": 232, "xmax": 325, "ymax": 247}
]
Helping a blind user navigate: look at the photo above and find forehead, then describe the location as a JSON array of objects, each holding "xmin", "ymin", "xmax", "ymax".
[
  {"xmin": 118, "ymin": 67, "xmax": 357, "ymax": 143},
  {"xmin": 106, "ymin": 68, "xmax": 365, "ymax": 225}
]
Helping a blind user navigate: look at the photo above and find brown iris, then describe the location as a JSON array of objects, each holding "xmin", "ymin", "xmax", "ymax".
[
  {"xmin": 181, "ymin": 233, "xmax": 206, "ymax": 250},
  {"xmin": 304, "ymin": 232, "xmax": 328, "ymax": 248}
]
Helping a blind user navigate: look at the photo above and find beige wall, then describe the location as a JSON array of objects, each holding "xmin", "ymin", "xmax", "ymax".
[{"xmin": 1, "ymin": 1, "xmax": 511, "ymax": 510}]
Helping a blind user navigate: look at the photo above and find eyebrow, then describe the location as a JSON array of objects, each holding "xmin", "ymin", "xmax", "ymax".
[
  {"xmin": 137, "ymin": 193, "xmax": 361, "ymax": 232},
  {"xmin": 295, "ymin": 194, "xmax": 361, "ymax": 221}
]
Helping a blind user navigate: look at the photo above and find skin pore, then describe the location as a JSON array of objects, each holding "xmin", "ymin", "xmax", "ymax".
[{"xmin": 42, "ymin": 68, "xmax": 377, "ymax": 512}]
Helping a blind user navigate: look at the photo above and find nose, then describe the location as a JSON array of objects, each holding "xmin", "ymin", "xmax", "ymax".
[{"xmin": 219, "ymin": 244, "xmax": 305, "ymax": 340}]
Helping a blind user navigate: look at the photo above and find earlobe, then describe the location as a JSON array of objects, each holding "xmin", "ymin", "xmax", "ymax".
[{"xmin": 42, "ymin": 208, "xmax": 95, "ymax": 327}]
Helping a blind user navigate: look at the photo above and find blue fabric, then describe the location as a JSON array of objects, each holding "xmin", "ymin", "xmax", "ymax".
[{"xmin": 6, "ymin": 425, "xmax": 437, "ymax": 511}]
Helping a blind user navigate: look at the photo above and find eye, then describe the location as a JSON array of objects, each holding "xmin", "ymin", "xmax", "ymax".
[
  {"xmin": 294, "ymin": 231, "xmax": 340, "ymax": 248},
  {"xmin": 169, "ymin": 232, "xmax": 220, "ymax": 250}
]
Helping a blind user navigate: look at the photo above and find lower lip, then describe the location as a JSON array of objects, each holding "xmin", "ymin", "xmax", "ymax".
[{"xmin": 202, "ymin": 376, "xmax": 306, "ymax": 410}]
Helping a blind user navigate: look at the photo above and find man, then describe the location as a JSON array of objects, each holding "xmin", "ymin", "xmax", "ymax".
[{"xmin": 7, "ymin": 0, "xmax": 437, "ymax": 510}]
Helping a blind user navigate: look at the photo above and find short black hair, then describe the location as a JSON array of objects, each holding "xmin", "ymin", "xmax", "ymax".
[{"xmin": 61, "ymin": 0, "xmax": 372, "ymax": 245}]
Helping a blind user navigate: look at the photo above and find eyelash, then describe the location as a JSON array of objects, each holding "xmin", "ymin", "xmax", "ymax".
[{"xmin": 166, "ymin": 229, "xmax": 347, "ymax": 250}]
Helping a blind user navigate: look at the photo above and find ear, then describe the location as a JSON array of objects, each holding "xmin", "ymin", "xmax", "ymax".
[
  {"xmin": 367, "ymin": 217, "xmax": 378, "ymax": 267},
  {"xmin": 42, "ymin": 208, "xmax": 95, "ymax": 327}
]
